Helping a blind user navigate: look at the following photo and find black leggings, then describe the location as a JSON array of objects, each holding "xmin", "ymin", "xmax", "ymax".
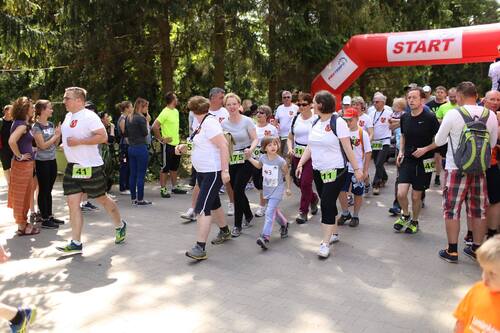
[
  {"xmin": 372, "ymin": 145, "xmax": 389, "ymax": 187},
  {"xmin": 229, "ymin": 161, "xmax": 253, "ymax": 228},
  {"xmin": 35, "ymin": 159, "xmax": 57, "ymax": 219},
  {"xmin": 313, "ymin": 169, "xmax": 346, "ymax": 225},
  {"xmin": 252, "ymin": 165, "xmax": 263, "ymax": 190}
]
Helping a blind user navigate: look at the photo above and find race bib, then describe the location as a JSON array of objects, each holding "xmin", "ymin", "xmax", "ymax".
[
  {"xmin": 72, "ymin": 165, "xmax": 92, "ymax": 179},
  {"xmin": 423, "ymin": 158, "xmax": 435, "ymax": 173},
  {"xmin": 371, "ymin": 140, "xmax": 383, "ymax": 151},
  {"xmin": 320, "ymin": 169, "xmax": 337, "ymax": 183},
  {"xmin": 186, "ymin": 142, "xmax": 193, "ymax": 155},
  {"xmin": 253, "ymin": 147, "xmax": 261, "ymax": 158},
  {"xmin": 263, "ymin": 164, "xmax": 279, "ymax": 187},
  {"xmin": 294, "ymin": 144, "xmax": 306, "ymax": 158},
  {"xmin": 229, "ymin": 151, "xmax": 245, "ymax": 165}
]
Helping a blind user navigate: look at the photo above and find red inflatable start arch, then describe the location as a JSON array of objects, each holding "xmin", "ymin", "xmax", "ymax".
[{"xmin": 310, "ymin": 23, "xmax": 500, "ymax": 102}]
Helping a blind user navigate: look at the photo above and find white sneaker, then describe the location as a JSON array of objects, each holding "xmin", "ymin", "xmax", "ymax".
[
  {"xmin": 180, "ymin": 208, "xmax": 196, "ymax": 221},
  {"xmin": 255, "ymin": 206, "xmax": 265, "ymax": 217},
  {"xmin": 227, "ymin": 202, "xmax": 234, "ymax": 216},
  {"xmin": 318, "ymin": 243, "xmax": 330, "ymax": 258},
  {"xmin": 329, "ymin": 233, "xmax": 340, "ymax": 244},
  {"xmin": 120, "ymin": 190, "xmax": 131, "ymax": 195}
]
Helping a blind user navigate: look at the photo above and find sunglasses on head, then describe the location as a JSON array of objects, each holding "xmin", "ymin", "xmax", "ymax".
[{"xmin": 297, "ymin": 102, "xmax": 310, "ymax": 107}]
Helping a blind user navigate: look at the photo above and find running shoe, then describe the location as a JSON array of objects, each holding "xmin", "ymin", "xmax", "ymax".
[
  {"xmin": 136, "ymin": 200, "xmax": 153, "ymax": 206},
  {"xmin": 255, "ymin": 206, "xmax": 265, "ymax": 217},
  {"xmin": 439, "ymin": 249, "xmax": 458, "ymax": 263},
  {"xmin": 310, "ymin": 198, "xmax": 319, "ymax": 215},
  {"xmin": 211, "ymin": 228, "xmax": 231, "ymax": 245},
  {"xmin": 329, "ymin": 234, "xmax": 340, "ymax": 244},
  {"xmin": 172, "ymin": 186, "xmax": 187, "ymax": 194},
  {"xmin": 115, "ymin": 220, "xmax": 127, "ymax": 244},
  {"xmin": 388, "ymin": 201, "xmax": 401, "ymax": 216},
  {"xmin": 364, "ymin": 183, "xmax": 370, "ymax": 195},
  {"xmin": 463, "ymin": 246, "xmax": 477, "ymax": 261},
  {"xmin": 81, "ymin": 201, "xmax": 99, "ymax": 212},
  {"xmin": 393, "ymin": 215, "xmax": 410, "ymax": 232},
  {"xmin": 9, "ymin": 307, "xmax": 37, "ymax": 333},
  {"xmin": 373, "ymin": 187, "xmax": 380, "ymax": 195},
  {"xmin": 231, "ymin": 226, "xmax": 241, "ymax": 237},
  {"xmin": 49, "ymin": 216, "xmax": 65, "ymax": 225},
  {"xmin": 160, "ymin": 187, "xmax": 171, "ymax": 198},
  {"xmin": 41, "ymin": 218, "xmax": 59, "ymax": 229},
  {"xmin": 56, "ymin": 240, "xmax": 83, "ymax": 254},
  {"xmin": 464, "ymin": 234, "xmax": 473, "ymax": 246},
  {"xmin": 242, "ymin": 215, "xmax": 254, "ymax": 229},
  {"xmin": 337, "ymin": 213, "xmax": 352, "ymax": 226},
  {"xmin": 280, "ymin": 223, "xmax": 289, "ymax": 239},
  {"xmin": 256, "ymin": 236, "xmax": 269, "ymax": 250},
  {"xmin": 227, "ymin": 202, "xmax": 234, "ymax": 216},
  {"xmin": 318, "ymin": 243, "xmax": 330, "ymax": 258},
  {"xmin": 296, "ymin": 213, "xmax": 308, "ymax": 224},
  {"xmin": 185, "ymin": 244, "xmax": 207, "ymax": 260},
  {"xmin": 180, "ymin": 208, "xmax": 197, "ymax": 222},
  {"xmin": 120, "ymin": 190, "xmax": 131, "ymax": 195},
  {"xmin": 219, "ymin": 186, "xmax": 225, "ymax": 194},
  {"xmin": 347, "ymin": 194, "xmax": 354, "ymax": 207},
  {"xmin": 404, "ymin": 220, "xmax": 419, "ymax": 234},
  {"xmin": 349, "ymin": 217, "xmax": 360, "ymax": 228}
]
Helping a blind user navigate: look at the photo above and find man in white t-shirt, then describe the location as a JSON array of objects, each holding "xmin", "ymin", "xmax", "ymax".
[
  {"xmin": 274, "ymin": 90, "xmax": 298, "ymax": 155},
  {"xmin": 413, "ymin": 82, "xmax": 498, "ymax": 264},
  {"xmin": 488, "ymin": 58, "xmax": 500, "ymax": 91},
  {"xmin": 56, "ymin": 87, "xmax": 127, "ymax": 254}
]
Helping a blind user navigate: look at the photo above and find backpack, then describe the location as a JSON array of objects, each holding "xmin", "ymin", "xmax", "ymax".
[
  {"xmin": 290, "ymin": 114, "xmax": 299, "ymax": 135},
  {"xmin": 312, "ymin": 114, "xmax": 347, "ymax": 168},
  {"xmin": 450, "ymin": 106, "xmax": 491, "ymax": 175}
]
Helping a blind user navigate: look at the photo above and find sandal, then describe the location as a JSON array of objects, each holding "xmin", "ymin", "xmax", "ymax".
[{"xmin": 16, "ymin": 223, "xmax": 41, "ymax": 236}]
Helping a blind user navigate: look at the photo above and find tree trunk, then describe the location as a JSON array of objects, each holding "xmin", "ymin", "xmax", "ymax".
[
  {"xmin": 268, "ymin": 0, "xmax": 278, "ymax": 110},
  {"xmin": 158, "ymin": 1, "xmax": 174, "ymax": 98},
  {"xmin": 213, "ymin": 0, "xmax": 225, "ymax": 88}
]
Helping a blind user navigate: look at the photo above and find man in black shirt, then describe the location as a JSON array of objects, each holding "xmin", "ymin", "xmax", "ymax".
[
  {"xmin": 393, "ymin": 87, "xmax": 440, "ymax": 234},
  {"xmin": 426, "ymin": 85, "xmax": 447, "ymax": 186}
]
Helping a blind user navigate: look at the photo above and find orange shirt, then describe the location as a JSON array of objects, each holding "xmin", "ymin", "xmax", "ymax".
[{"xmin": 454, "ymin": 282, "xmax": 500, "ymax": 333}]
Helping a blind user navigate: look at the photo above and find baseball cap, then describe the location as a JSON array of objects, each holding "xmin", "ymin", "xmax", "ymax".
[
  {"xmin": 342, "ymin": 95, "xmax": 352, "ymax": 105},
  {"xmin": 423, "ymin": 85, "xmax": 432, "ymax": 93},
  {"xmin": 342, "ymin": 107, "xmax": 359, "ymax": 119}
]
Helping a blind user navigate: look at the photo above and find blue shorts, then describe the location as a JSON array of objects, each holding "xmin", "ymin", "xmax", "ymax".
[{"xmin": 342, "ymin": 172, "xmax": 364, "ymax": 196}]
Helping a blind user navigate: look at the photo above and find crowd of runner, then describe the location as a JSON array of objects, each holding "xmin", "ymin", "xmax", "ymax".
[{"xmin": 0, "ymin": 82, "xmax": 499, "ymax": 332}]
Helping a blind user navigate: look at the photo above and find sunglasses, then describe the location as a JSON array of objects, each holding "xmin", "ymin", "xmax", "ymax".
[
  {"xmin": 282, "ymin": 96, "xmax": 291, "ymax": 99},
  {"xmin": 256, "ymin": 111, "xmax": 267, "ymax": 114},
  {"xmin": 297, "ymin": 103, "xmax": 310, "ymax": 107}
]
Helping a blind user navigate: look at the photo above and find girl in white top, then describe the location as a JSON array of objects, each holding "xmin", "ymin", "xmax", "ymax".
[
  {"xmin": 176, "ymin": 96, "xmax": 231, "ymax": 261},
  {"xmin": 286, "ymin": 93, "xmax": 319, "ymax": 224},
  {"xmin": 296, "ymin": 91, "xmax": 363, "ymax": 259},
  {"xmin": 351, "ymin": 96, "xmax": 374, "ymax": 140}
]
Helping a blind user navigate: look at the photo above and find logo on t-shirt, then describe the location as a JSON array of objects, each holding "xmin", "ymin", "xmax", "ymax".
[
  {"xmin": 359, "ymin": 120, "xmax": 365, "ymax": 127},
  {"xmin": 288, "ymin": 111, "xmax": 294, "ymax": 116},
  {"xmin": 218, "ymin": 117, "xmax": 224, "ymax": 123},
  {"xmin": 380, "ymin": 117, "xmax": 386, "ymax": 123},
  {"xmin": 70, "ymin": 120, "xmax": 78, "ymax": 128},
  {"xmin": 264, "ymin": 130, "xmax": 272, "ymax": 136},
  {"xmin": 351, "ymin": 137, "xmax": 361, "ymax": 146},
  {"xmin": 325, "ymin": 124, "xmax": 331, "ymax": 132}
]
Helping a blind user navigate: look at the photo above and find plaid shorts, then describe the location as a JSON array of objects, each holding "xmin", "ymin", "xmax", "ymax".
[{"xmin": 442, "ymin": 170, "xmax": 488, "ymax": 220}]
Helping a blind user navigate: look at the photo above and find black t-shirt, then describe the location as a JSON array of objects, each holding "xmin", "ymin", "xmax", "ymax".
[
  {"xmin": 426, "ymin": 99, "xmax": 447, "ymax": 114},
  {"xmin": 400, "ymin": 109, "xmax": 440, "ymax": 160},
  {"xmin": 0, "ymin": 118, "xmax": 13, "ymax": 154}
]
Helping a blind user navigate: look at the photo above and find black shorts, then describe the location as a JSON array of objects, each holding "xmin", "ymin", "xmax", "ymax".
[
  {"xmin": 436, "ymin": 145, "xmax": 447, "ymax": 158},
  {"xmin": 0, "ymin": 150, "xmax": 13, "ymax": 170},
  {"xmin": 398, "ymin": 158, "xmax": 432, "ymax": 191},
  {"xmin": 63, "ymin": 163, "xmax": 107, "ymax": 198},
  {"xmin": 252, "ymin": 165, "xmax": 263, "ymax": 190},
  {"xmin": 195, "ymin": 171, "xmax": 223, "ymax": 216},
  {"xmin": 161, "ymin": 144, "xmax": 180, "ymax": 172},
  {"xmin": 486, "ymin": 165, "xmax": 500, "ymax": 205}
]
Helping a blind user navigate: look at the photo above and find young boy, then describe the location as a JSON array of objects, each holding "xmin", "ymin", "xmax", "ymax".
[
  {"xmin": 453, "ymin": 235, "xmax": 500, "ymax": 332},
  {"xmin": 336, "ymin": 108, "xmax": 372, "ymax": 227}
]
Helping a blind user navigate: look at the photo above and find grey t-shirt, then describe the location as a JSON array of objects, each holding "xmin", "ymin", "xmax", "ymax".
[
  {"xmin": 32, "ymin": 122, "xmax": 56, "ymax": 161},
  {"xmin": 222, "ymin": 116, "xmax": 255, "ymax": 150},
  {"xmin": 259, "ymin": 154, "xmax": 286, "ymax": 199},
  {"xmin": 125, "ymin": 114, "xmax": 148, "ymax": 146}
]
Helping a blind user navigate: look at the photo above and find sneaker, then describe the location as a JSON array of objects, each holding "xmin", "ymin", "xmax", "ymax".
[
  {"xmin": 49, "ymin": 216, "xmax": 65, "ymax": 225},
  {"xmin": 81, "ymin": 201, "xmax": 99, "ymax": 212},
  {"xmin": 56, "ymin": 240, "xmax": 82, "ymax": 253},
  {"xmin": 211, "ymin": 228, "xmax": 231, "ymax": 244},
  {"xmin": 219, "ymin": 186, "xmax": 225, "ymax": 194},
  {"xmin": 318, "ymin": 242, "xmax": 330, "ymax": 258},
  {"xmin": 347, "ymin": 194, "xmax": 354, "ymax": 207},
  {"xmin": 41, "ymin": 218, "xmax": 59, "ymax": 229},
  {"xmin": 296, "ymin": 213, "xmax": 308, "ymax": 224},
  {"xmin": 337, "ymin": 213, "xmax": 351, "ymax": 226},
  {"xmin": 185, "ymin": 244, "xmax": 207, "ymax": 260},
  {"xmin": 439, "ymin": 248, "xmax": 458, "ymax": 263},
  {"xmin": 160, "ymin": 187, "xmax": 171, "ymax": 198},
  {"xmin": 404, "ymin": 220, "xmax": 419, "ymax": 234},
  {"xmin": 464, "ymin": 234, "xmax": 473, "ymax": 246},
  {"xmin": 255, "ymin": 206, "xmax": 265, "ymax": 217},
  {"xmin": 227, "ymin": 202, "xmax": 234, "ymax": 216},
  {"xmin": 310, "ymin": 198, "xmax": 319, "ymax": 215},
  {"xmin": 463, "ymin": 246, "xmax": 477, "ymax": 261},
  {"xmin": 434, "ymin": 175, "xmax": 440, "ymax": 186},
  {"xmin": 181, "ymin": 208, "xmax": 197, "ymax": 222},
  {"xmin": 120, "ymin": 190, "xmax": 131, "ymax": 195},
  {"xmin": 256, "ymin": 236, "xmax": 269, "ymax": 250},
  {"xmin": 172, "ymin": 186, "xmax": 187, "ymax": 194},
  {"xmin": 136, "ymin": 200, "xmax": 153, "ymax": 206},
  {"xmin": 364, "ymin": 183, "xmax": 370, "ymax": 195},
  {"xmin": 393, "ymin": 215, "xmax": 410, "ymax": 232},
  {"xmin": 242, "ymin": 215, "xmax": 254, "ymax": 229},
  {"xmin": 280, "ymin": 223, "xmax": 289, "ymax": 239},
  {"xmin": 388, "ymin": 203, "xmax": 401, "ymax": 216},
  {"xmin": 231, "ymin": 226, "xmax": 241, "ymax": 238},
  {"xmin": 349, "ymin": 217, "xmax": 360, "ymax": 227},
  {"xmin": 115, "ymin": 220, "xmax": 127, "ymax": 244},
  {"xmin": 9, "ymin": 307, "xmax": 37, "ymax": 333},
  {"xmin": 329, "ymin": 233, "xmax": 340, "ymax": 244},
  {"xmin": 373, "ymin": 187, "xmax": 380, "ymax": 195}
]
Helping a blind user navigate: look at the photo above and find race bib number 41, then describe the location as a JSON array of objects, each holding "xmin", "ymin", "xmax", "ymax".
[
  {"xmin": 230, "ymin": 151, "xmax": 245, "ymax": 165},
  {"xmin": 72, "ymin": 165, "xmax": 92, "ymax": 179},
  {"xmin": 423, "ymin": 158, "xmax": 436, "ymax": 173},
  {"xmin": 320, "ymin": 169, "xmax": 337, "ymax": 183}
]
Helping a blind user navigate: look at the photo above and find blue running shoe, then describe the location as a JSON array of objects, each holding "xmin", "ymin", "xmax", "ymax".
[
  {"xmin": 10, "ymin": 307, "xmax": 37, "ymax": 333},
  {"xmin": 56, "ymin": 240, "xmax": 82, "ymax": 253}
]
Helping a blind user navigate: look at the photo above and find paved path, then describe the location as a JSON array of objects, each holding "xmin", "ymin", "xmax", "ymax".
[{"xmin": 0, "ymin": 164, "xmax": 480, "ymax": 332}]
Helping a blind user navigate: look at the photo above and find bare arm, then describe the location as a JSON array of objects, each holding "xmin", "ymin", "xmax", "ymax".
[
  {"xmin": 340, "ymin": 137, "xmax": 359, "ymax": 171},
  {"xmin": 33, "ymin": 131, "xmax": 60, "ymax": 150},
  {"xmin": 287, "ymin": 132, "xmax": 294, "ymax": 156},
  {"xmin": 248, "ymin": 156, "xmax": 262, "ymax": 169},
  {"xmin": 454, "ymin": 320, "xmax": 465, "ymax": 333},
  {"xmin": 8, "ymin": 125, "xmax": 30, "ymax": 159},
  {"xmin": 67, "ymin": 128, "xmax": 107, "ymax": 146},
  {"xmin": 282, "ymin": 162, "xmax": 292, "ymax": 195},
  {"xmin": 152, "ymin": 119, "xmax": 162, "ymax": 141},
  {"xmin": 367, "ymin": 127, "xmax": 374, "ymax": 141},
  {"xmin": 119, "ymin": 117, "xmax": 126, "ymax": 136},
  {"xmin": 248, "ymin": 127, "xmax": 258, "ymax": 152}
]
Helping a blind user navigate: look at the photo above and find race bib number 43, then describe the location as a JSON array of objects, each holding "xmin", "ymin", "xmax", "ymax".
[
  {"xmin": 72, "ymin": 165, "xmax": 92, "ymax": 179},
  {"xmin": 320, "ymin": 169, "xmax": 337, "ymax": 183},
  {"xmin": 263, "ymin": 164, "xmax": 279, "ymax": 187},
  {"xmin": 230, "ymin": 151, "xmax": 245, "ymax": 165},
  {"xmin": 423, "ymin": 158, "xmax": 436, "ymax": 173}
]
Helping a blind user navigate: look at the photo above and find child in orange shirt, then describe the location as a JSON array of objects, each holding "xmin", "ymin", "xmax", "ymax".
[{"xmin": 454, "ymin": 235, "xmax": 500, "ymax": 333}]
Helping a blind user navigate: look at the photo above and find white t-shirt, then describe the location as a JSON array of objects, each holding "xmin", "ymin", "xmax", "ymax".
[
  {"xmin": 256, "ymin": 123, "xmax": 278, "ymax": 145},
  {"xmin": 308, "ymin": 116, "xmax": 350, "ymax": 171},
  {"xmin": 275, "ymin": 104, "xmax": 299, "ymax": 138},
  {"xmin": 435, "ymin": 105, "xmax": 498, "ymax": 170},
  {"xmin": 367, "ymin": 105, "xmax": 393, "ymax": 145},
  {"xmin": 291, "ymin": 113, "xmax": 318, "ymax": 146},
  {"xmin": 488, "ymin": 61, "xmax": 500, "ymax": 91},
  {"xmin": 191, "ymin": 115, "xmax": 223, "ymax": 172},
  {"xmin": 347, "ymin": 128, "xmax": 372, "ymax": 173},
  {"xmin": 358, "ymin": 113, "xmax": 373, "ymax": 132},
  {"xmin": 191, "ymin": 107, "xmax": 228, "ymax": 131},
  {"xmin": 61, "ymin": 108, "xmax": 105, "ymax": 167}
]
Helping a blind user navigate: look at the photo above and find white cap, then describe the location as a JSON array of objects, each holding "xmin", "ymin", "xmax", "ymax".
[
  {"xmin": 423, "ymin": 85, "xmax": 431, "ymax": 93},
  {"xmin": 342, "ymin": 95, "xmax": 352, "ymax": 105}
]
